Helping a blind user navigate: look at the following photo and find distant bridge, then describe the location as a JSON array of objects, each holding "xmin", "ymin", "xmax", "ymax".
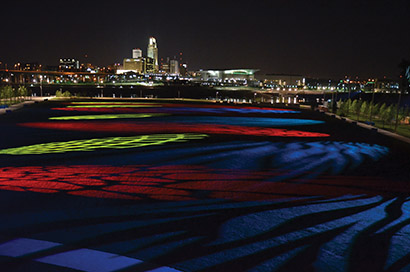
[{"xmin": 0, "ymin": 69, "xmax": 113, "ymax": 85}]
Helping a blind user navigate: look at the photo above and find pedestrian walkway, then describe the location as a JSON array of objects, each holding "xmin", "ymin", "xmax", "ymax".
[
  {"xmin": 324, "ymin": 111, "xmax": 410, "ymax": 145},
  {"xmin": 0, "ymin": 97, "xmax": 54, "ymax": 115},
  {"xmin": 0, "ymin": 237, "xmax": 181, "ymax": 272}
]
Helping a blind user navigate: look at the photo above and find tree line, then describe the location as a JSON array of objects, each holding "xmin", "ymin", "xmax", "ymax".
[
  {"xmin": 55, "ymin": 90, "xmax": 72, "ymax": 97},
  {"xmin": 0, "ymin": 86, "xmax": 29, "ymax": 105},
  {"xmin": 336, "ymin": 99, "xmax": 409, "ymax": 129}
]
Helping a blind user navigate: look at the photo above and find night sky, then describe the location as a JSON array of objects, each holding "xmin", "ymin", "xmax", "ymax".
[{"xmin": 1, "ymin": 0, "xmax": 409, "ymax": 79}]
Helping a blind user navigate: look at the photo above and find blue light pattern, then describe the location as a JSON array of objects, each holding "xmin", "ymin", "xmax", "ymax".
[
  {"xmin": 154, "ymin": 107, "xmax": 301, "ymax": 114},
  {"xmin": 2, "ymin": 196, "xmax": 409, "ymax": 271},
  {"xmin": 88, "ymin": 141, "xmax": 389, "ymax": 183},
  {"xmin": 146, "ymin": 116, "xmax": 324, "ymax": 127}
]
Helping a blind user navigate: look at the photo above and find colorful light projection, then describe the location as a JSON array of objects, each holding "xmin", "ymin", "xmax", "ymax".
[
  {"xmin": 51, "ymin": 107, "xmax": 299, "ymax": 114},
  {"xmin": 178, "ymin": 107, "xmax": 300, "ymax": 114},
  {"xmin": 70, "ymin": 102, "xmax": 161, "ymax": 105},
  {"xmin": 162, "ymin": 103, "xmax": 301, "ymax": 113},
  {"xmin": 67, "ymin": 105, "xmax": 161, "ymax": 108},
  {"xmin": 68, "ymin": 102, "xmax": 298, "ymax": 112},
  {"xmin": 53, "ymin": 105, "xmax": 300, "ymax": 114},
  {"xmin": 0, "ymin": 134, "xmax": 207, "ymax": 155},
  {"xmin": 51, "ymin": 114, "xmax": 325, "ymax": 126},
  {"xmin": 151, "ymin": 116, "xmax": 324, "ymax": 126},
  {"xmin": 20, "ymin": 122, "xmax": 330, "ymax": 138},
  {"xmin": 0, "ymin": 164, "xmax": 400, "ymax": 201},
  {"xmin": 49, "ymin": 113, "xmax": 167, "ymax": 121},
  {"xmin": 272, "ymin": 141, "xmax": 390, "ymax": 176},
  {"xmin": 101, "ymin": 141, "xmax": 389, "ymax": 176}
]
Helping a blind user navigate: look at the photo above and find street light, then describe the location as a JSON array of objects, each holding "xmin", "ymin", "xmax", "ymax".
[
  {"xmin": 369, "ymin": 85, "xmax": 375, "ymax": 122},
  {"xmin": 39, "ymin": 75, "xmax": 43, "ymax": 97}
]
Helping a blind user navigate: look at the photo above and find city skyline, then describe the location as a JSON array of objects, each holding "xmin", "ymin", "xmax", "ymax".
[{"xmin": 1, "ymin": 0, "xmax": 409, "ymax": 79}]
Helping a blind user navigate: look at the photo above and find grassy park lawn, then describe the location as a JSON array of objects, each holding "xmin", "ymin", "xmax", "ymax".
[{"xmin": 340, "ymin": 112, "xmax": 410, "ymax": 138}]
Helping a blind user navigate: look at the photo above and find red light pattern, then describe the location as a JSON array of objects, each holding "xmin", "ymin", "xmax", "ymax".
[
  {"xmin": 67, "ymin": 102, "xmax": 161, "ymax": 105},
  {"xmin": 20, "ymin": 122, "xmax": 330, "ymax": 138},
  {"xmin": 0, "ymin": 165, "xmax": 402, "ymax": 201},
  {"xmin": 52, "ymin": 108, "xmax": 149, "ymax": 113}
]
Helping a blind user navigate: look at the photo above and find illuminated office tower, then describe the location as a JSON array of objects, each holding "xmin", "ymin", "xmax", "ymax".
[
  {"xmin": 170, "ymin": 59, "xmax": 179, "ymax": 75},
  {"xmin": 147, "ymin": 37, "xmax": 159, "ymax": 72},
  {"xmin": 123, "ymin": 58, "xmax": 144, "ymax": 73},
  {"xmin": 132, "ymin": 48, "xmax": 142, "ymax": 59}
]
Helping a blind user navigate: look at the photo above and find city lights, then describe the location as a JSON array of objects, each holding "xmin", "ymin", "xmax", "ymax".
[{"xmin": 1, "ymin": 3, "xmax": 410, "ymax": 272}]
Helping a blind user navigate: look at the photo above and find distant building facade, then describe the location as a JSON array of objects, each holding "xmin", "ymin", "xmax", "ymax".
[
  {"xmin": 170, "ymin": 60, "xmax": 179, "ymax": 75},
  {"xmin": 132, "ymin": 48, "xmax": 142, "ymax": 59},
  {"xmin": 23, "ymin": 62, "xmax": 41, "ymax": 71},
  {"xmin": 147, "ymin": 37, "xmax": 159, "ymax": 73},
  {"xmin": 160, "ymin": 59, "xmax": 170, "ymax": 74},
  {"xmin": 197, "ymin": 69, "xmax": 259, "ymax": 82},
  {"xmin": 180, "ymin": 63, "xmax": 188, "ymax": 76},
  {"xmin": 145, "ymin": 57, "xmax": 155, "ymax": 74},
  {"xmin": 59, "ymin": 58, "xmax": 80, "ymax": 71},
  {"xmin": 256, "ymin": 74, "xmax": 305, "ymax": 88},
  {"xmin": 122, "ymin": 58, "xmax": 145, "ymax": 73},
  {"xmin": 372, "ymin": 78, "xmax": 400, "ymax": 93},
  {"xmin": 117, "ymin": 42, "xmax": 156, "ymax": 74}
]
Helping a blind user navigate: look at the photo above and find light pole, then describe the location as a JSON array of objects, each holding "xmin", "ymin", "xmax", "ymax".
[
  {"xmin": 394, "ymin": 80, "xmax": 402, "ymax": 133},
  {"xmin": 347, "ymin": 79, "xmax": 351, "ymax": 116},
  {"xmin": 369, "ymin": 87, "xmax": 375, "ymax": 122},
  {"xmin": 39, "ymin": 75, "xmax": 43, "ymax": 97}
]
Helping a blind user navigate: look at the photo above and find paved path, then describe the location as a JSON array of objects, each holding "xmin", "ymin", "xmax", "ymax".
[
  {"xmin": 0, "ymin": 99, "xmax": 410, "ymax": 271},
  {"xmin": 324, "ymin": 111, "xmax": 410, "ymax": 145}
]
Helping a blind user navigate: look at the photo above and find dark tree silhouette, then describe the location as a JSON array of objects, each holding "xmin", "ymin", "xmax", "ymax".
[{"xmin": 395, "ymin": 59, "xmax": 410, "ymax": 131}]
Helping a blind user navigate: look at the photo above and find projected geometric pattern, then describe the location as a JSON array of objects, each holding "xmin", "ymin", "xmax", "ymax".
[
  {"xmin": 49, "ymin": 115, "xmax": 321, "ymax": 125},
  {"xmin": 125, "ymin": 141, "xmax": 389, "ymax": 176},
  {"xmin": 0, "ymin": 134, "xmax": 207, "ymax": 155},
  {"xmin": 151, "ymin": 116, "xmax": 324, "ymax": 126},
  {"xmin": 69, "ymin": 102, "xmax": 161, "ymax": 105},
  {"xmin": 53, "ymin": 104, "xmax": 301, "ymax": 114},
  {"xmin": 49, "ymin": 113, "xmax": 167, "ymax": 120},
  {"xmin": 67, "ymin": 102, "xmax": 298, "ymax": 112},
  {"xmin": 20, "ymin": 122, "xmax": 331, "ymax": 138},
  {"xmin": 67, "ymin": 105, "xmax": 161, "ymax": 108},
  {"xmin": 0, "ymin": 165, "xmax": 400, "ymax": 201},
  {"xmin": 0, "ymin": 100, "xmax": 400, "ymax": 272}
]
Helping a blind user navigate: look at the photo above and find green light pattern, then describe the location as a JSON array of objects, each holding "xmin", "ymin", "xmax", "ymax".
[
  {"xmin": 49, "ymin": 113, "xmax": 167, "ymax": 120},
  {"xmin": 67, "ymin": 105, "xmax": 161, "ymax": 108},
  {"xmin": 0, "ymin": 134, "xmax": 208, "ymax": 155}
]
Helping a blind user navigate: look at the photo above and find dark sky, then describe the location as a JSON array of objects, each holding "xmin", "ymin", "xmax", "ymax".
[{"xmin": 1, "ymin": 0, "xmax": 410, "ymax": 79}]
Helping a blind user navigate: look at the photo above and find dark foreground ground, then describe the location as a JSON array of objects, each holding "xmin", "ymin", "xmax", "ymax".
[{"xmin": 0, "ymin": 98, "xmax": 410, "ymax": 272}]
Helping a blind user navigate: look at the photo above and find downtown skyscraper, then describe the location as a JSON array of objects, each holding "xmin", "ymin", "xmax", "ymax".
[{"xmin": 147, "ymin": 37, "xmax": 159, "ymax": 73}]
